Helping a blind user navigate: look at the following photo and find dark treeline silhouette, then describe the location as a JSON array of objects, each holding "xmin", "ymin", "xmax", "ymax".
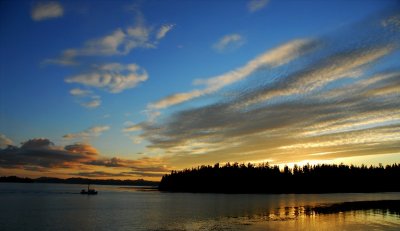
[
  {"xmin": 0, "ymin": 176, "xmax": 159, "ymax": 186},
  {"xmin": 159, "ymin": 163, "xmax": 400, "ymax": 193},
  {"xmin": 0, "ymin": 176, "xmax": 34, "ymax": 183}
]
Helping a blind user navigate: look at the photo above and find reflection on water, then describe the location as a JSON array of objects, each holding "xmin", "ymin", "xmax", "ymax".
[
  {"xmin": 0, "ymin": 183, "xmax": 399, "ymax": 231},
  {"xmin": 248, "ymin": 211, "xmax": 400, "ymax": 231},
  {"xmin": 160, "ymin": 205, "xmax": 400, "ymax": 231}
]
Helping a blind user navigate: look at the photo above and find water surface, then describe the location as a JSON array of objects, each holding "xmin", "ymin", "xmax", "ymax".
[{"xmin": 0, "ymin": 183, "xmax": 399, "ymax": 231}]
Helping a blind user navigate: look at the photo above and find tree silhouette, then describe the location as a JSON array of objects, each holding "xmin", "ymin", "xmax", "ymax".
[{"xmin": 159, "ymin": 163, "xmax": 400, "ymax": 193}]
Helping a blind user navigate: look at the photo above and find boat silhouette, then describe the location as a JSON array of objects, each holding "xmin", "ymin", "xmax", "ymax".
[{"xmin": 80, "ymin": 184, "xmax": 98, "ymax": 195}]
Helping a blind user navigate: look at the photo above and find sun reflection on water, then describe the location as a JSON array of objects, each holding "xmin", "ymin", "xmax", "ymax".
[{"xmin": 158, "ymin": 204, "xmax": 400, "ymax": 231}]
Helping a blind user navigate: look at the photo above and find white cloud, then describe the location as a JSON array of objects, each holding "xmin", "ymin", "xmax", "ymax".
[
  {"xmin": 83, "ymin": 29, "xmax": 128, "ymax": 56},
  {"xmin": 81, "ymin": 99, "xmax": 101, "ymax": 108},
  {"xmin": 237, "ymin": 45, "xmax": 394, "ymax": 107},
  {"xmin": 131, "ymin": 136, "xmax": 143, "ymax": 144},
  {"xmin": 65, "ymin": 63, "xmax": 148, "ymax": 93},
  {"xmin": 213, "ymin": 34, "xmax": 245, "ymax": 52},
  {"xmin": 141, "ymin": 40, "xmax": 397, "ymax": 161},
  {"xmin": 148, "ymin": 38, "xmax": 317, "ymax": 110},
  {"xmin": 74, "ymin": 26, "xmax": 155, "ymax": 56},
  {"xmin": 43, "ymin": 49, "xmax": 78, "ymax": 66},
  {"xmin": 134, "ymin": 12, "xmax": 400, "ymax": 168},
  {"xmin": 148, "ymin": 90, "xmax": 203, "ymax": 110},
  {"xmin": 63, "ymin": 125, "xmax": 110, "ymax": 140},
  {"xmin": 156, "ymin": 24, "xmax": 175, "ymax": 40},
  {"xmin": 47, "ymin": 15, "xmax": 174, "ymax": 65},
  {"xmin": 31, "ymin": 1, "xmax": 64, "ymax": 21},
  {"xmin": 0, "ymin": 134, "xmax": 13, "ymax": 148},
  {"xmin": 123, "ymin": 124, "xmax": 143, "ymax": 133},
  {"xmin": 69, "ymin": 88, "xmax": 92, "ymax": 97},
  {"xmin": 247, "ymin": 0, "xmax": 269, "ymax": 12},
  {"xmin": 69, "ymin": 88, "xmax": 102, "ymax": 108}
]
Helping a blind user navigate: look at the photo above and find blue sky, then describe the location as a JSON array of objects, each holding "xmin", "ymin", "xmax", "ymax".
[{"xmin": 0, "ymin": 0, "xmax": 399, "ymax": 179}]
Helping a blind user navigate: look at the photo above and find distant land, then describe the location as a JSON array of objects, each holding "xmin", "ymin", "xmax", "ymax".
[
  {"xmin": 159, "ymin": 163, "xmax": 400, "ymax": 194},
  {"xmin": 0, "ymin": 176, "xmax": 159, "ymax": 186}
]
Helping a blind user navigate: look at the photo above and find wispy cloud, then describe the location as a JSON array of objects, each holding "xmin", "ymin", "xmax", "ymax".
[
  {"xmin": 69, "ymin": 88, "xmax": 102, "ymax": 108},
  {"xmin": 137, "ymin": 12, "xmax": 400, "ymax": 168},
  {"xmin": 121, "ymin": 171, "xmax": 166, "ymax": 177},
  {"xmin": 81, "ymin": 98, "xmax": 102, "ymax": 108},
  {"xmin": 86, "ymin": 156, "xmax": 169, "ymax": 171},
  {"xmin": 45, "ymin": 10, "xmax": 172, "ymax": 110},
  {"xmin": 213, "ymin": 34, "xmax": 245, "ymax": 52},
  {"xmin": 45, "ymin": 13, "xmax": 174, "ymax": 65},
  {"xmin": 43, "ymin": 49, "xmax": 79, "ymax": 66},
  {"xmin": 247, "ymin": 0, "xmax": 269, "ymax": 13},
  {"xmin": 381, "ymin": 14, "xmax": 400, "ymax": 29},
  {"xmin": 0, "ymin": 134, "xmax": 13, "ymax": 148},
  {"xmin": 148, "ymin": 90, "xmax": 203, "ymax": 110},
  {"xmin": 156, "ymin": 24, "xmax": 175, "ymax": 40},
  {"xmin": 63, "ymin": 125, "xmax": 110, "ymax": 140},
  {"xmin": 31, "ymin": 1, "xmax": 64, "ymax": 21},
  {"xmin": 69, "ymin": 88, "xmax": 92, "ymax": 97},
  {"xmin": 70, "ymin": 171, "xmax": 132, "ymax": 178},
  {"xmin": 84, "ymin": 156, "xmax": 171, "ymax": 177},
  {"xmin": 233, "ymin": 45, "xmax": 393, "ymax": 107},
  {"xmin": 123, "ymin": 124, "xmax": 143, "ymax": 133},
  {"xmin": 65, "ymin": 63, "xmax": 148, "ymax": 93},
  {"xmin": 148, "ymin": 38, "xmax": 318, "ymax": 110},
  {"xmin": 71, "ymin": 170, "xmax": 165, "ymax": 178}
]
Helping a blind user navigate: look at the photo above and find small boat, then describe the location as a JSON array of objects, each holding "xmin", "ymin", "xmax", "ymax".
[{"xmin": 80, "ymin": 184, "xmax": 98, "ymax": 195}]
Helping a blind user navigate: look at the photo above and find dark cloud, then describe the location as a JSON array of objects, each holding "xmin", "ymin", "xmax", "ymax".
[
  {"xmin": 20, "ymin": 138, "xmax": 54, "ymax": 149},
  {"xmin": 64, "ymin": 143, "xmax": 99, "ymax": 156},
  {"xmin": 85, "ymin": 157, "xmax": 171, "ymax": 173},
  {"xmin": 85, "ymin": 157, "xmax": 124, "ymax": 167},
  {"xmin": 70, "ymin": 170, "xmax": 166, "ymax": 178},
  {"xmin": 0, "ymin": 139, "xmax": 98, "ymax": 170},
  {"xmin": 122, "ymin": 171, "xmax": 166, "ymax": 177},
  {"xmin": 70, "ymin": 171, "xmax": 133, "ymax": 178},
  {"xmin": 0, "ymin": 138, "xmax": 170, "ymax": 178}
]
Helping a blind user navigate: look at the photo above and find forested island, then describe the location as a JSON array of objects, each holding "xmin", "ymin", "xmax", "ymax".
[
  {"xmin": 159, "ymin": 163, "xmax": 400, "ymax": 193},
  {"xmin": 0, "ymin": 176, "xmax": 159, "ymax": 186}
]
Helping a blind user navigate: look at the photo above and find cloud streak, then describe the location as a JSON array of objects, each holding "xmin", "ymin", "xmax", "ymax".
[
  {"xmin": 63, "ymin": 125, "xmax": 110, "ymax": 140},
  {"xmin": 31, "ymin": 1, "xmax": 64, "ymax": 21},
  {"xmin": 149, "ymin": 38, "xmax": 318, "ymax": 110},
  {"xmin": 86, "ymin": 156, "xmax": 170, "ymax": 171},
  {"xmin": 213, "ymin": 34, "xmax": 245, "ymax": 52},
  {"xmin": 233, "ymin": 45, "xmax": 393, "ymax": 108},
  {"xmin": 0, "ymin": 134, "xmax": 13, "ymax": 149},
  {"xmin": 45, "ymin": 13, "xmax": 174, "ymax": 65},
  {"xmin": 156, "ymin": 24, "xmax": 175, "ymax": 40},
  {"xmin": 69, "ymin": 88, "xmax": 102, "ymax": 108},
  {"xmin": 247, "ymin": 0, "xmax": 269, "ymax": 13},
  {"xmin": 81, "ymin": 99, "xmax": 101, "ymax": 108},
  {"xmin": 70, "ymin": 88, "xmax": 92, "ymax": 97},
  {"xmin": 65, "ymin": 63, "xmax": 148, "ymax": 93},
  {"xmin": 137, "ymin": 11, "xmax": 400, "ymax": 168}
]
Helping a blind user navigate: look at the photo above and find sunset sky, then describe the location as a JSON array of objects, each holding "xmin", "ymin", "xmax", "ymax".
[{"xmin": 0, "ymin": 0, "xmax": 399, "ymax": 180}]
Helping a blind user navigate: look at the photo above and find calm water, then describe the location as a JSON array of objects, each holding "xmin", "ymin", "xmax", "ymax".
[{"xmin": 0, "ymin": 183, "xmax": 399, "ymax": 231}]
